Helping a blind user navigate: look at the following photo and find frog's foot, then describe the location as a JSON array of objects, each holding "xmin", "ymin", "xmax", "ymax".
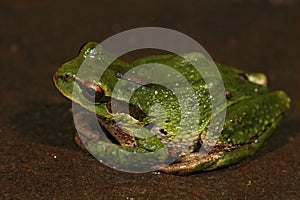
[
  {"xmin": 73, "ymin": 111, "xmax": 102, "ymax": 149},
  {"xmin": 74, "ymin": 133, "xmax": 88, "ymax": 150},
  {"xmin": 73, "ymin": 110, "xmax": 137, "ymax": 149},
  {"xmin": 74, "ymin": 127, "xmax": 101, "ymax": 150},
  {"xmin": 158, "ymin": 151, "xmax": 223, "ymax": 175}
]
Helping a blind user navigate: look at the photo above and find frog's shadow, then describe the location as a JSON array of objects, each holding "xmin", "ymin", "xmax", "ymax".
[{"xmin": 11, "ymin": 102, "xmax": 77, "ymax": 149}]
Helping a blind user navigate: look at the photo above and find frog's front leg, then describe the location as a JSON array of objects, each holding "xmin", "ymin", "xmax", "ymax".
[
  {"xmin": 73, "ymin": 111, "xmax": 101, "ymax": 149},
  {"xmin": 97, "ymin": 116, "xmax": 137, "ymax": 147},
  {"xmin": 73, "ymin": 111, "xmax": 137, "ymax": 149}
]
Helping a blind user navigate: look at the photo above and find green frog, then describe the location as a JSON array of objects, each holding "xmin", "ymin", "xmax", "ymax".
[{"xmin": 53, "ymin": 42, "xmax": 290, "ymax": 175}]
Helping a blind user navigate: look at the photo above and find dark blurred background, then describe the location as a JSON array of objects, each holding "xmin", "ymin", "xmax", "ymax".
[{"xmin": 0, "ymin": 0, "xmax": 299, "ymax": 199}]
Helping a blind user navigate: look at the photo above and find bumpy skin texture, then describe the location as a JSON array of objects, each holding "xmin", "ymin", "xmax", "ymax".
[{"xmin": 54, "ymin": 42, "xmax": 290, "ymax": 175}]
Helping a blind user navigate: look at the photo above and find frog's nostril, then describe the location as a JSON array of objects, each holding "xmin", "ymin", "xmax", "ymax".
[
  {"xmin": 64, "ymin": 72, "xmax": 72, "ymax": 80},
  {"xmin": 160, "ymin": 128, "xmax": 168, "ymax": 135},
  {"xmin": 225, "ymin": 90, "xmax": 232, "ymax": 99}
]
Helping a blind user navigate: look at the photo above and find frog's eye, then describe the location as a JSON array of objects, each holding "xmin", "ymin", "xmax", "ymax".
[{"xmin": 83, "ymin": 81, "xmax": 105, "ymax": 102}]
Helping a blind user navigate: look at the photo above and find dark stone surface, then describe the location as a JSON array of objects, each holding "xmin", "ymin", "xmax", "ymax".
[{"xmin": 0, "ymin": 0, "xmax": 299, "ymax": 199}]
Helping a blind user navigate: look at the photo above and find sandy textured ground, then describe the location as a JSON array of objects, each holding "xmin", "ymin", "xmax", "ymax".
[{"xmin": 0, "ymin": 0, "xmax": 299, "ymax": 199}]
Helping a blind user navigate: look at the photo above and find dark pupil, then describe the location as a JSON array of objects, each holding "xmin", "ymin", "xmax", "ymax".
[
  {"xmin": 64, "ymin": 73, "xmax": 70, "ymax": 79},
  {"xmin": 87, "ymin": 87, "xmax": 95, "ymax": 96}
]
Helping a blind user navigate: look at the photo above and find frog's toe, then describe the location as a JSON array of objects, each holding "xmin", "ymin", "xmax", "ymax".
[
  {"xmin": 158, "ymin": 152, "xmax": 223, "ymax": 175},
  {"xmin": 74, "ymin": 133, "xmax": 88, "ymax": 150}
]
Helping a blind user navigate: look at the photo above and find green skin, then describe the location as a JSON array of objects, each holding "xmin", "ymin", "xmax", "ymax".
[{"xmin": 53, "ymin": 42, "xmax": 290, "ymax": 175}]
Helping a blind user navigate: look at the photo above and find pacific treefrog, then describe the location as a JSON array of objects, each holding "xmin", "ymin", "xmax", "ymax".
[{"xmin": 53, "ymin": 42, "xmax": 290, "ymax": 175}]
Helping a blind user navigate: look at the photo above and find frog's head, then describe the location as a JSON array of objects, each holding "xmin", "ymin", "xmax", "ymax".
[
  {"xmin": 54, "ymin": 42, "xmax": 98, "ymax": 100},
  {"xmin": 53, "ymin": 41, "xmax": 151, "ymax": 123},
  {"xmin": 53, "ymin": 42, "xmax": 118, "ymax": 119}
]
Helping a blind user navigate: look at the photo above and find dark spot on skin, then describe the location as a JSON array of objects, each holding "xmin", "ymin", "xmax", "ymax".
[
  {"xmin": 160, "ymin": 129, "xmax": 168, "ymax": 135},
  {"xmin": 115, "ymin": 71, "xmax": 123, "ymax": 78},
  {"xmin": 193, "ymin": 136, "xmax": 203, "ymax": 152},
  {"xmin": 239, "ymin": 73, "xmax": 249, "ymax": 81},
  {"xmin": 236, "ymin": 117, "xmax": 242, "ymax": 124},
  {"xmin": 225, "ymin": 90, "xmax": 232, "ymax": 99}
]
